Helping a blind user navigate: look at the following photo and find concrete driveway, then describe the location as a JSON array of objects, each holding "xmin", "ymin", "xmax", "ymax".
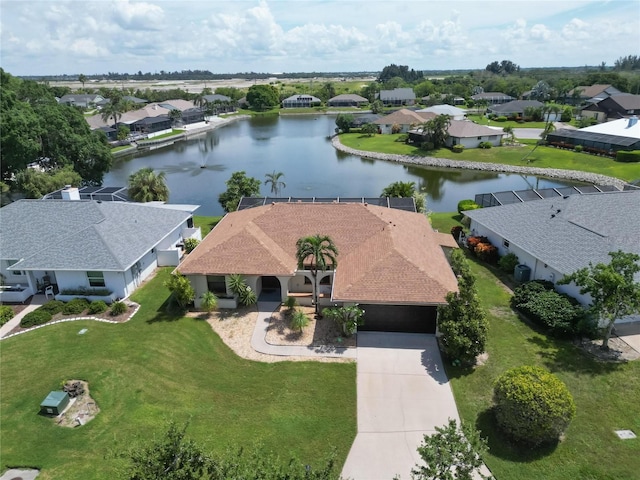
[
  {"xmin": 513, "ymin": 127, "xmax": 543, "ymax": 140},
  {"xmin": 341, "ymin": 332, "xmax": 460, "ymax": 480},
  {"xmin": 615, "ymin": 321, "xmax": 640, "ymax": 354}
]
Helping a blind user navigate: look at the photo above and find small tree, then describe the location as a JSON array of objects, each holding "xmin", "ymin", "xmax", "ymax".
[
  {"xmin": 411, "ymin": 419, "xmax": 491, "ymax": 480},
  {"xmin": 335, "ymin": 113, "xmax": 354, "ymax": 133},
  {"xmin": 381, "ymin": 180, "xmax": 415, "ymax": 198},
  {"xmin": 493, "ymin": 366, "xmax": 576, "ymax": 446},
  {"xmin": 321, "ymin": 305, "xmax": 364, "ymax": 337},
  {"xmin": 164, "ymin": 273, "xmax": 195, "ymax": 309},
  {"xmin": 117, "ymin": 124, "xmax": 130, "ymax": 141},
  {"xmin": 200, "ymin": 291, "xmax": 218, "ymax": 314},
  {"xmin": 264, "ymin": 171, "xmax": 286, "ymax": 197},
  {"xmin": 438, "ymin": 249, "xmax": 488, "ymax": 366},
  {"xmin": 218, "ymin": 171, "xmax": 261, "ymax": 213},
  {"xmin": 128, "ymin": 167, "xmax": 169, "ymax": 203},
  {"xmin": 183, "ymin": 238, "xmax": 200, "ymax": 253},
  {"xmin": 558, "ymin": 251, "xmax": 640, "ymax": 350},
  {"xmin": 296, "ymin": 235, "xmax": 338, "ymax": 315},
  {"xmin": 290, "ymin": 309, "xmax": 309, "ymax": 333},
  {"xmin": 361, "ymin": 123, "xmax": 378, "ymax": 136},
  {"xmin": 421, "ymin": 114, "xmax": 451, "ymax": 149},
  {"xmin": 228, "ymin": 274, "xmax": 257, "ymax": 306}
]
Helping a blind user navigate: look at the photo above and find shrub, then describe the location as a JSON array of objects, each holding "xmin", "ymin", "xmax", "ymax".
[
  {"xmin": 511, "ymin": 281, "xmax": 593, "ymax": 337},
  {"xmin": 62, "ymin": 298, "xmax": 90, "ymax": 315},
  {"xmin": 451, "ymin": 144, "xmax": 465, "ymax": 153},
  {"xmin": 573, "ymin": 145, "xmax": 583, "ymax": 152},
  {"xmin": 391, "ymin": 123, "xmax": 402, "ymax": 134},
  {"xmin": 495, "ymin": 116, "xmax": 507, "ymax": 122},
  {"xmin": 289, "ymin": 309, "xmax": 309, "ymax": 332},
  {"xmin": 284, "ymin": 296, "xmax": 298, "ymax": 310},
  {"xmin": 59, "ymin": 287, "xmax": 112, "ymax": 296},
  {"xmin": 615, "ymin": 150, "xmax": 640, "ymax": 163},
  {"xmin": 39, "ymin": 300, "xmax": 65, "ymax": 315},
  {"xmin": 420, "ymin": 141, "xmax": 435, "ymax": 151},
  {"xmin": 88, "ymin": 300, "xmax": 108, "ymax": 314},
  {"xmin": 164, "ymin": 273, "xmax": 196, "ymax": 309},
  {"xmin": 228, "ymin": 274, "xmax": 257, "ymax": 306},
  {"xmin": 474, "ymin": 242, "xmax": 498, "ymax": 264},
  {"xmin": 466, "ymin": 235, "xmax": 490, "ymax": 253},
  {"xmin": 0, "ymin": 306, "xmax": 14, "ymax": 326},
  {"xmin": 498, "ymin": 252, "xmax": 519, "ymax": 273},
  {"xmin": 478, "ymin": 141, "xmax": 492, "ymax": 149},
  {"xmin": 493, "ymin": 366, "xmax": 576, "ymax": 446},
  {"xmin": 457, "ymin": 199, "xmax": 480, "ymax": 214},
  {"xmin": 395, "ymin": 134, "xmax": 408, "ymax": 143},
  {"xmin": 450, "ymin": 225, "xmax": 464, "ymax": 241},
  {"xmin": 183, "ymin": 238, "xmax": 200, "ymax": 253},
  {"xmin": 322, "ymin": 305, "xmax": 365, "ymax": 337},
  {"xmin": 21, "ymin": 309, "xmax": 52, "ymax": 328},
  {"xmin": 110, "ymin": 301, "xmax": 127, "ymax": 316}
]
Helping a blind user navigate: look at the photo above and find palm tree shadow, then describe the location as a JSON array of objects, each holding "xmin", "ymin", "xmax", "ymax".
[
  {"xmin": 476, "ymin": 408, "xmax": 558, "ymax": 462},
  {"xmin": 146, "ymin": 297, "xmax": 184, "ymax": 323}
]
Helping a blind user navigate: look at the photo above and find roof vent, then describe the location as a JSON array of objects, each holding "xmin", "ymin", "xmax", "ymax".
[
  {"xmin": 628, "ymin": 116, "xmax": 638, "ymax": 128},
  {"xmin": 61, "ymin": 186, "xmax": 80, "ymax": 201}
]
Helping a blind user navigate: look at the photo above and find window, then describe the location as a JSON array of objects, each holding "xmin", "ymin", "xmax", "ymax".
[
  {"xmin": 503, "ymin": 239, "xmax": 510, "ymax": 248},
  {"xmin": 207, "ymin": 276, "xmax": 226, "ymax": 295},
  {"xmin": 87, "ymin": 271, "xmax": 105, "ymax": 287},
  {"xmin": 8, "ymin": 260, "xmax": 23, "ymax": 276}
]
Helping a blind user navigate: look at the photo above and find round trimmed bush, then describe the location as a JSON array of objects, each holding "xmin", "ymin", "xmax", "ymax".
[
  {"xmin": 457, "ymin": 199, "xmax": 480, "ymax": 214},
  {"xmin": 62, "ymin": 298, "xmax": 90, "ymax": 315},
  {"xmin": 110, "ymin": 301, "xmax": 127, "ymax": 316},
  {"xmin": 21, "ymin": 309, "xmax": 52, "ymax": 328},
  {"xmin": 452, "ymin": 144, "xmax": 465, "ymax": 153},
  {"xmin": 88, "ymin": 300, "xmax": 108, "ymax": 314},
  {"xmin": 0, "ymin": 306, "xmax": 15, "ymax": 326},
  {"xmin": 493, "ymin": 366, "xmax": 576, "ymax": 446},
  {"xmin": 184, "ymin": 238, "xmax": 200, "ymax": 253},
  {"xmin": 40, "ymin": 300, "xmax": 65, "ymax": 315}
]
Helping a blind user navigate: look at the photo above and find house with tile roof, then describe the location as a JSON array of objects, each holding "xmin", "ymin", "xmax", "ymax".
[
  {"xmin": 379, "ymin": 88, "xmax": 416, "ymax": 106},
  {"xmin": 581, "ymin": 93, "xmax": 640, "ymax": 123},
  {"xmin": 177, "ymin": 202, "xmax": 458, "ymax": 333},
  {"xmin": 463, "ymin": 190, "xmax": 640, "ymax": 322},
  {"xmin": 328, "ymin": 94, "xmax": 368, "ymax": 107},
  {"xmin": 408, "ymin": 120, "xmax": 506, "ymax": 148},
  {"xmin": 0, "ymin": 197, "xmax": 200, "ymax": 303},
  {"xmin": 373, "ymin": 108, "xmax": 435, "ymax": 134}
]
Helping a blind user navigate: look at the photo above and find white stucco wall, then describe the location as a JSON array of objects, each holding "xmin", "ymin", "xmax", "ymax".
[{"xmin": 447, "ymin": 134, "xmax": 502, "ymax": 149}]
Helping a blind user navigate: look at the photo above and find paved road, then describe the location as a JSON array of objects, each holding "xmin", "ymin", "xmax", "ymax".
[{"xmin": 341, "ymin": 332, "xmax": 460, "ymax": 479}]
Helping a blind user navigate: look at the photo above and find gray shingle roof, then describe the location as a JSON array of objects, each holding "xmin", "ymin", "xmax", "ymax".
[
  {"xmin": 379, "ymin": 88, "xmax": 416, "ymax": 101},
  {"xmin": 464, "ymin": 191, "xmax": 640, "ymax": 275},
  {"xmin": 1, "ymin": 200, "xmax": 191, "ymax": 271}
]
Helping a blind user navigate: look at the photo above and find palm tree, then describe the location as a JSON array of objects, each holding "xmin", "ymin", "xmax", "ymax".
[
  {"xmin": 128, "ymin": 167, "xmax": 170, "ymax": 202},
  {"xmin": 100, "ymin": 100, "xmax": 124, "ymax": 130},
  {"xmin": 503, "ymin": 126, "xmax": 515, "ymax": 145},
  {"xmin": 264, "ymin": 171, "xmax": 286, "ymax": 197},
  {"xmin": 295, "ymin": 235, "xmax": 338, "ymax": 315}
]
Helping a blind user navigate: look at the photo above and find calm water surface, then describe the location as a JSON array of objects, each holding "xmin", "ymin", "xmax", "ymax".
[{"xmin": 104, "ymin": 115, "xmax": 577, "ymax": 216}]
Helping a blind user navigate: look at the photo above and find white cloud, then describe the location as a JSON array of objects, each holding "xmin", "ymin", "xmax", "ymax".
[{"xmin": 112, "ymin": 0, "xmax": 165, "ymax": 31}]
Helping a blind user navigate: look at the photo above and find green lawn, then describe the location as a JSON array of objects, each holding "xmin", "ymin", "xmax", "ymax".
[
  {"xmin": 0, "ymin": 269, "xmax": 356, "ymax": 479},
  {"xmin": 339, "ymin": 133, "xmax": 640, "ymax": 182},
  {"xmin": 193, "ymin": 215, "xmax": 223, "ymax": 237},
  {"xmin": 110, "ymin": 145, "xmax": 133, "ymax": 153},
  {"xmin": 430, "ymin": 212, "xmax": 640, "ymax": 478},
  {"xmin": 466, "ymin": 114, "xmax": 548, "ymax": 129}
]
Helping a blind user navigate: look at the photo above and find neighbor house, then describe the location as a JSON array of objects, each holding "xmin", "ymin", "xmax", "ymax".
[
  {"xmin": 417, "ymin": 105, "xmax": 467, "ymax": 120},
  {"xmin": 379, "ymin": 88, "xmax": 416, "ymax": 106},
  {"xmin": 328, "ymin": 94, "xmax": 368, "ymax": 107},
  {"xmin": 373, "ymin": 108, "xmax": 435, "ymax": 134},
  {"xmin": 58, "ymin": 94, "xmax": 106, "ymax": 109},
  {"xmin": 470, "ymin": 92, "xmax": 513, "ymax": 104},
  {"xmin": 547, "ymin": 116, "xmax": 640, "ymax": 153},
  {"xmin": 0, "ymin": 194, "xmax": 201, "ymax": 303},
  {"xmin": 487, "ymin": 100, "xmax": 546, "ymax": 118},
  {"xmin": 463, "ymin": 190, "xmax": 640, "ymax": 322},
  {"xmin": 177, "ymin": 202, "xmax": 458, "ymax": 333},
  {"xmin": 281, "ymin": 94, "xmax": 322, "ymax": 108},
  {"xmin": 581, "ymin": 93, "xmax": 640, "ymax": 123},
  {"xmin": 566, "ymin": 84, "xmax": 621, "ymax": 105},
  {"xmin": 408, "ymin": 120, "xmax": 505, "ymax": 149}
]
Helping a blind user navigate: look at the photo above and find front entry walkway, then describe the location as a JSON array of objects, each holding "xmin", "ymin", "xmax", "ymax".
[{"xmin": 341, "ymin": 332, "xmax": 461, "ymax": 479}]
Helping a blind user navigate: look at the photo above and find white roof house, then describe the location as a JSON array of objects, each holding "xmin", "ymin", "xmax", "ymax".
[
  {"xmin": 417, "ymin": 105, "xmax": 467, "ymax": 120},
  {"xmin": 581, "ymin": 116, "xmax": 640, "ymax": 139}
]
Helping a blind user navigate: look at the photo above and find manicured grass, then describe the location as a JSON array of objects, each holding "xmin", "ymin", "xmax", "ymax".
[
  {"xmin": 447, "ymin": 254, "xmax": 640, "ymax": 480},
  {"xmin": 0, "ymin": 269, "xmax": 356, "ymax": 479},
  {"xmin": 193, "ymin": 215, "xmax": 223, "ymax": 237},
  {"xmin": 138, "ymin": 129, "xmax": 184, "ymax": 141},
  {"xmin": 339, "ymin": 133, "xmax": 640, "ymax": 182},
  {"xmin": 110, "ymin": 145, "xmax": 133, "ymax": 153}
]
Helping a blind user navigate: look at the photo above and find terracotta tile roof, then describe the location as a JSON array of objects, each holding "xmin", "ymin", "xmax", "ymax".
[
  {"xmin": 178, "ymin": 203, "xmax": 458, "ymax": 304},
  {"xmin": 374, "ymin": 109, "xmax": 436, "ymax": 125}
]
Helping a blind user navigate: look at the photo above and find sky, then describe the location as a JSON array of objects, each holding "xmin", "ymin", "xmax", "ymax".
[{"xmin": 0, "ymin": 0, "xmax": 638, "ymax": 76}]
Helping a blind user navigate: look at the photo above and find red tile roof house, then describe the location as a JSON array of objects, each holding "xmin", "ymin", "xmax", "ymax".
[
  {"xmin": 177, "ymin": 202, "xmax": 459, "ymax": 333},
  {"xmin": 373, "ymin": 109, "xmax": 436, "ymax": 134}
]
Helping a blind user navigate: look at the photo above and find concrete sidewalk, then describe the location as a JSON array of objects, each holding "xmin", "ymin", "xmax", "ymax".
[
  {"xmin": 250, "ymin": 301, "xmax": 356, "ymax": 359},
  {"xmin": 0, "ymin": 294, "xmax": 47, "ymax": 339}
]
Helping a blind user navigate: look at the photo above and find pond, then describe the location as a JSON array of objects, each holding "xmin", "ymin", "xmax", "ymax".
[{"xmin": 104, "ymin": 115, "xmax": 578, "ymax": 216}]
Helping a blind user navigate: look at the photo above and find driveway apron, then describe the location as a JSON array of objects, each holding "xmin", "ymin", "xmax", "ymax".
[{"xmin": 341, "ymin": 332, "xmax": 460, "ymax": 480}]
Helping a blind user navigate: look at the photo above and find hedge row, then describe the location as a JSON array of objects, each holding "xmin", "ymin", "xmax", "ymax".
[
  {"xmin": 615, "ymin": 150, "xmax": 640, "ymax": 163},
  {"xmin": 19, "ymin": 299, "xmax": 127, "ymax": 328}
]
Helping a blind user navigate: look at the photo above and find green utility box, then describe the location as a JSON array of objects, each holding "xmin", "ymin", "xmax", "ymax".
[{"xmin": 40, "ymin": 391, "xmax": 70, "ymax": 415}]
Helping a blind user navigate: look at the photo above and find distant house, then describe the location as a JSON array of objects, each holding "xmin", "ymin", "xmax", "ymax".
[
  {"xmin": 202, "ymin": 94, "xmax": 236, "ymax": 114},
  {"xmin": 373, "ymin": 108, "xmax": 435, "ymax": 134},
  {"xmin": 566, "ymin": 84, "xmax": 621, "ymax": 105},
  {"xmin": 177, "ymin": 202, "xmax": 458, "ymax": 333},
  {"xmin": 281, "ymin": 94, "xmax": 322, "ymax": 108},
  {"xmin": 417, "ymin": 105, "xmax": 467, "ymax": 121},
  {"xmin": 328, "ymin": 94, "xmax": 368, "ymax": 107},
  {"xmin": 379, "ymin": 88, "xmax": 416, "ymax": 106},
  {"xmin": 203, "ymin": 94, "xmax": 232, "ymax": 103},
  {"xmin": 96, "ymin": 125, "xmax": 118, "ymax": 141},
  {"xmin": 463, "ymin": 190, "xmax": 640, "ymax": 323},
  {"xmin": 123, "ymin": 96, "xmax": 148, "ymax": 105},
  {"xmin": 0, "ymin": 197, "xmax": 201, "ymax": 303},
  {"xmin": 180, "ymin": 107, "xmax": 205, "ymax": 125},
  {"xmin": 408, "ymin": 120, "xmax": 506, "ymax": 149},
  {"xmin": 471, "ymin": 92, "xmax": 513, "ymax": 105},
  {"xmin": 487, "ymin": 100, "xmax": 546, "ymax": 118},
  {"xmin": 547, "ymin": 116, "xmax": 640, "ymax": 153},
  {"xmin": 130, "ymin": 116, "xmax": 172, "ymax": 137},
  {"xmin": 581, "ymin": 94, "xmax": 640, "ymax": 123},
  {"xmin": 421, "ymin": 94, "xmax": 465, "ymax": 106},
  {"xmin": 58, "ymin": 94, "xmax": 105, "ymax": 109}
]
